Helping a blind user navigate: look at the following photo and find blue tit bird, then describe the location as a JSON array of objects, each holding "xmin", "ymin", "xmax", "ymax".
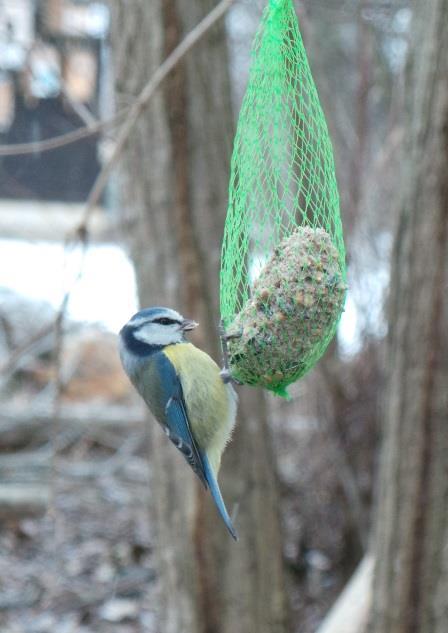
[{"xmin": 119, "ymin": 307, "xmax": 238, "ymax": 540}]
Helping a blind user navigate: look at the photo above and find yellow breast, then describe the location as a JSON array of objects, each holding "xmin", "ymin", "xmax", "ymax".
[{"xmin": 163, "ymin": 343, "xmax": 237, "ymax": 473}]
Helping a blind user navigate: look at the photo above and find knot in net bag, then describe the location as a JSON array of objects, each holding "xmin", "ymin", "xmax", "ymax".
[{"xmin": 220, "ymin": 0, "xmax": 347, "ymax": 397}]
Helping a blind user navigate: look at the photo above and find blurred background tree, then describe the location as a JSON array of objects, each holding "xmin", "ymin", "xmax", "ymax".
[
  {"xmin": 109, "ymin": 2, "xmax": 287, "ymax": 632},
  {"xmin": 369, "ymin": 0, "xmax": 448, "ymax": 631}
]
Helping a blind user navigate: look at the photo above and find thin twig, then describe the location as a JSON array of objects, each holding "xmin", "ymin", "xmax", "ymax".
[
  {"xmin": 0, "ymin": 110, "xmax": 126, "ymax": 156},
  {"xmin": 47, "ymin": 239, "xmax": 87, "ymax": 516},
  {"xmin": 76, "ymin": 0, "xmax": 236, "ymax": 233},
  {"xmin": 60, "ymin": 84, "xmax": 98, "ymax": 128},
  {"xmin": 48, "ymin": 295, "xmax": 68, "ymax": 504}
]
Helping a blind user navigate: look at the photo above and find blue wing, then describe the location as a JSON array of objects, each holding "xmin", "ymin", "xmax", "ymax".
[{"xmin": 148, "ymin": 352, "xmax": 207, "ymax": 488}]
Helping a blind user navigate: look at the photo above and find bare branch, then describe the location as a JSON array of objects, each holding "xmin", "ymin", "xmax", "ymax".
[
  {"xmin": 0, "ymin": 404, "xmax": 145, "ymax": 448},
  {"xmin": 0, "ymin": 110, "xmax": 126, "ymax": 157}
]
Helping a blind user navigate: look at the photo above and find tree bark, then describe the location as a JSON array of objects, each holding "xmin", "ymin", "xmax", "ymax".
[
  {"xmin": 369, "ymin": 1, "xmax": 448, "ymax": 632},
  {"xmin": 110, "ymin": 3, "xmax": 288, "ymax": 632}
]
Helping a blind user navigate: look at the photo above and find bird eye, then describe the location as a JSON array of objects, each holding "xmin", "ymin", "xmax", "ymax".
[{"xmin": 155, "ymin": 317, "xmax": 174, "ymax": 325}]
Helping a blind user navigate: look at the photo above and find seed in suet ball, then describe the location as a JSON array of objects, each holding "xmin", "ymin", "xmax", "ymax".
[{"xmin": 225, "ymin": 227, "xmax": 347, "ymax": 394}]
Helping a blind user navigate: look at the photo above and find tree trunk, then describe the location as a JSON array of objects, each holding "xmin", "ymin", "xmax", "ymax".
[
  {"xmin": 110, "ymin": 3, "xmax": 288, "ymax": 632},
  {"xmin": 369, "ymin": 1, "xmax": 448, "ymax": 632}
]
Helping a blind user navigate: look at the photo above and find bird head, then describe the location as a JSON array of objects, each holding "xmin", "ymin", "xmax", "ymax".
[{"xmin": 120, "ymin": 307, "xmax": 198, "ymax": 354}]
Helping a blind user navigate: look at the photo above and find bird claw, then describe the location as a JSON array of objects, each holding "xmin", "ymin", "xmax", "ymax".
[
  {"xmin": 219, "ymin": 321, "xmax": 243, "ymax": 342},
  {"xmin": 219, "ymin": 320, "xmax": 243, "ymax": 386}
]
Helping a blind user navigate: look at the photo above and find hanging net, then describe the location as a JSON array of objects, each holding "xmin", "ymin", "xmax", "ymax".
[{"xmin": 220, "ymin": 0, "xmax": 347, "ymax": 397}]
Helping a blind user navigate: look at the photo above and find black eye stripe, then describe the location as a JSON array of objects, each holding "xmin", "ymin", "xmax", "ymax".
[
  {"xmin": 130, "ymin": 317, "xmax": 180, "ymax": 330},
  {"xmin": 153, "ymin": 317, "xmax": 178, "ymax": 325}
]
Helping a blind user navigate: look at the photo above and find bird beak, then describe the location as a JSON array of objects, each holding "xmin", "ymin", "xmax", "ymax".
[{"xmin": 181, "ymin": 318, "xmax": 199, "ymax": 331}]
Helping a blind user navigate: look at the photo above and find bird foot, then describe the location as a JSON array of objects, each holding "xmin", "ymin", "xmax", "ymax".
[
  {"xmin": 218, "ymin": 321, "xmax": 243, "ymax": 342},
  {"xmin": 219, "ymin": 320, "xmax": 243, "ymax": 386}
]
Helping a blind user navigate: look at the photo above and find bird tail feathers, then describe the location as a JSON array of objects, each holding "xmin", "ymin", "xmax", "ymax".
[{"xmin": 202, "ymin": 453, "xmax": 238, "ymax": 541}]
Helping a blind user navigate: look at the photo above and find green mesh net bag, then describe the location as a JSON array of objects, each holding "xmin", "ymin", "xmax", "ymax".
[{"xmin": 220, "ymin": 0, "xmax": 347, "ymax": 398}]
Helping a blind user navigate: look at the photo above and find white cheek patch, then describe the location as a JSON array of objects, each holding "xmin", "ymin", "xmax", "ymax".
[{"xmin": 134, "ymin": 323, "xmax": 182, "ymax": 346}]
